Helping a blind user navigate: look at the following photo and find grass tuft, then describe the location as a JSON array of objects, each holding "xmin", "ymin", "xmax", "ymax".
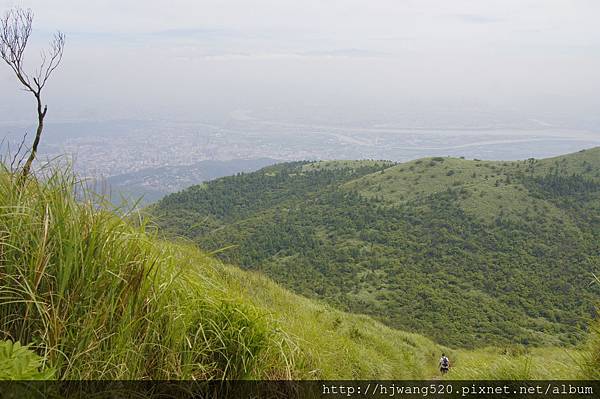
[{"xmin": 0, "ymin": 166, "xmax": 293, "ymax": 379}]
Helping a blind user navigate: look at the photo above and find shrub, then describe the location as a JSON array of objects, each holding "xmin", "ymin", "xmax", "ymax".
[{"xmin": 0, "ymin": 340, "xmax": 54, "ymax": 380}]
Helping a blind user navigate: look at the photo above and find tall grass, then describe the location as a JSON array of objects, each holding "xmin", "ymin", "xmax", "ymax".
[
  {"xmin": 446, "ymin": 347, "xmax": 580, "ymax": 380},
  {"xmin": 578, "ymin": 314, "xmax": 600, "ymax": 379},
  {"xmin": 0, "ymin": 166, "xmax": 295, "ymax": 379}
]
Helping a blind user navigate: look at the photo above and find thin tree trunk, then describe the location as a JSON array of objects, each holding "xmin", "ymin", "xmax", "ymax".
[{"xmin": 21, "ymin": 95, "xmax": 47, "ymax": 180}]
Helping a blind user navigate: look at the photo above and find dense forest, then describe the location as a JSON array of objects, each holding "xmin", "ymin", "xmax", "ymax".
[{"xmin": 152, "ymin": 148, "xmax": 600, "ymax": 348}]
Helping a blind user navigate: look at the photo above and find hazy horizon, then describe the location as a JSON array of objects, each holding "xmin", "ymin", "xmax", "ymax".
[
  {"xmin": 2, "ymin": 1, "xmax": 600, "ymax": 180},
  {"xmin": 1, "ymin": 0, "xmax": 599, "ymax": 125}
]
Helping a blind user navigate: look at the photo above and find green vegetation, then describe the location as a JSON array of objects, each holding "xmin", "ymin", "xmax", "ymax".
[
  {"xmin": 0, "ymin": 165, "xmax": 450, "ymax": 379},
  {"xmin": 0, "ymin": 341, "xmax": 54, "ymax": 380},
  {"xmin": 302, "ymin": 159, "xmax": 395, "ymax": 172},
  {"xmin": 226, "ymin": 264, "xmax": 443, "ymax": 379},
  {"xmin": 1, "ymin": 161, "xmax": 599, "ymax": 380},
  {"xmin": 0, "ymin": 168, "xmax": 291, "ymax": 379},
  {"xmin": 153, "ymin": 148, "xmax": 600, "ymax": 349},
  {"xmin": 579, "ymin": 302, "xmax": 600, "ymax": 380},
  {"xmin": 447, "ymin": 347, "xmax": 580, "ymax": 380}
]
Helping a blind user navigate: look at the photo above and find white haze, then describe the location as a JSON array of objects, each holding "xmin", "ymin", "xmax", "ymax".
[{"xmin": 0, "ymin": 0, "xmax": 599, "ymax": 127}]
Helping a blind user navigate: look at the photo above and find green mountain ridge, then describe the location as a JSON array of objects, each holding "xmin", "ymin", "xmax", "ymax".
[{"xmin": 153, "ymin": 147, "xmax": 600, "ymax": 348}]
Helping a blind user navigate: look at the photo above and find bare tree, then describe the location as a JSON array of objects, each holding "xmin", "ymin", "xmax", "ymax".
[{"xmin": 0, "ymin": 7, "xmax": 64, "ymax": 180}]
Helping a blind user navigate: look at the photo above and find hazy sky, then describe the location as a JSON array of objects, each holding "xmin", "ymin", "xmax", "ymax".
[{"xmin": 1, "ymin": 0, "xmax": 600, "ymax": 125}]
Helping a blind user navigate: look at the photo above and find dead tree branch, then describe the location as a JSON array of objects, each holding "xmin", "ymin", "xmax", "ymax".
[{"xmin": 0, "ymin": 7, "xmax": 65, "ymax": 180}]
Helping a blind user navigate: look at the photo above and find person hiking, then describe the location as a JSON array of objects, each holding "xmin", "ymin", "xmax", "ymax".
[{"xmin": 439, "ymin": 353, "xmax": 450, "ymax": 374}]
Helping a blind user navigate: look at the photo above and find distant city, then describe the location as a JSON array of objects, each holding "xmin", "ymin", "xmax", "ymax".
[{"xmin": 2, "ymin": 109, "xmax": 600, "ymax": 203}]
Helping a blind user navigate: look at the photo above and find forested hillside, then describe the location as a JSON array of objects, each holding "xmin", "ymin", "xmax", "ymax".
[{"xmin": 153, "ymin": 148, "xmax": 600, "ymax": 348}]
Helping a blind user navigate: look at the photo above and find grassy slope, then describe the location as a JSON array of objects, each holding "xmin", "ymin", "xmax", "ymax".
[
  {"xmin": 0, "ymin": 169, "xmax": 289, "ymax": 379},
  {"xmin": 345, "ymin": 149, "xmax": 600, "ymax": 223},
  {"xmin": 171, "ymin": 242, "xmax": 446, "ymax": 379},
  {"xmin": 448, "ymin": 347, "xmax": 580, "ymax": 380}
]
